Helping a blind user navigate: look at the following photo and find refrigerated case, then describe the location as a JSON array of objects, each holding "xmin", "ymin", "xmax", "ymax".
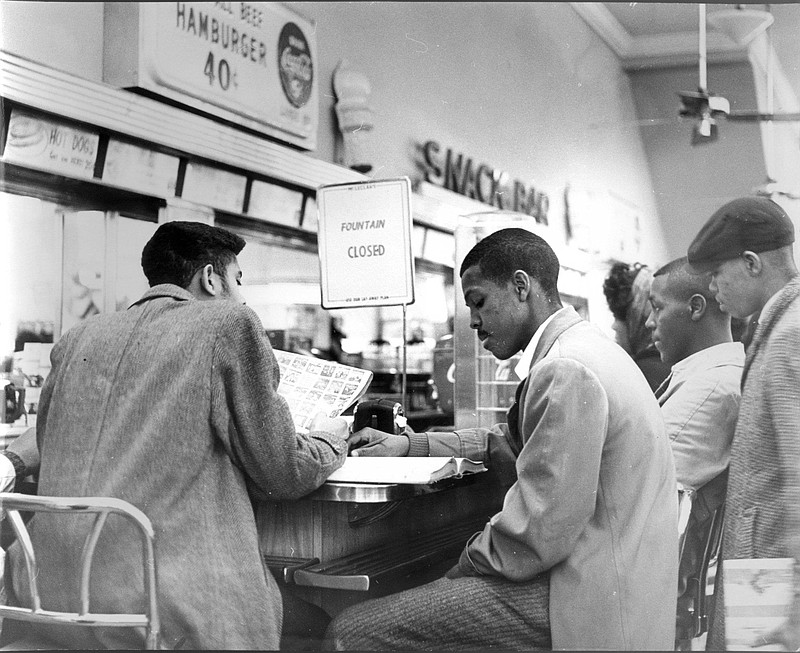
[{"xmin": 453, "ymin": 211, "xmax": 589, "ymax": 430}]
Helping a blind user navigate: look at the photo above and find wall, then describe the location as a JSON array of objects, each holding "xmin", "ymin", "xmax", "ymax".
[
  {"xmin": 290, "ymin": 1, "xmax": 668, "ymax": 267},
  {"xmin": 1, "ymin": 1, "xmax": 669, "ymax": 272},
  {"xmin": 0, "ymin": 2, "xmax": 105, "ymax": 81},
  {"xmin": 629, "ymin": 60, "xmax": 768, "ymax": 261}
]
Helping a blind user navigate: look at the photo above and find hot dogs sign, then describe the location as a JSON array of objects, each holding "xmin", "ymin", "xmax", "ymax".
[
  {"xmin": 317, "ymin": 178, "xmax": 416, "ymax": 309},
  {"xmin": 3, "ymin": 110, "xmax": 99, "ymax": 179}
]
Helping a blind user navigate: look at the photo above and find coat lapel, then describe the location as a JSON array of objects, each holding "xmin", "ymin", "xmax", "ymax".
[
  {"xmin": 741, "ymin": 278, "xmax": 800, "ymax": 388},
  {"xmin": 531, "ymin": 306, "xmax": 584, "ymax": 367},
  {"xmin": 507, "ymin": 307, "xmax": 584, "ymax": 441}
]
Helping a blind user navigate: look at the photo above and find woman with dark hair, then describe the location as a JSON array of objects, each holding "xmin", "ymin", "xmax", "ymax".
[{"xmin": 603, "ymin": 261, "xmax": 671, "ymax": 392}]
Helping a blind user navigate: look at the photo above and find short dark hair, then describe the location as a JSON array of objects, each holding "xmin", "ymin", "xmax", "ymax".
[
  {"xmin": 653, "ymin": 256, "xmax": 719, "ymax": 308},
  {"xmin": 141, "ymin": 221, "xmax": 246, "ymax": 288},
  {"xmin": 459, "ymin": 228, "xmax": 561, "ymax": 301}
]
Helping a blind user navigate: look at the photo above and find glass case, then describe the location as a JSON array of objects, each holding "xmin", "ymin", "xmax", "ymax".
[{"xmin": 453, "ymin": 211, "xmax": 589, "ymax": 431}]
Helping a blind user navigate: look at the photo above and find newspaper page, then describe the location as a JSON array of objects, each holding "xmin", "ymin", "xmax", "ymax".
[
  {"xmin": 274, "ymin": 350, "xmax": 373, "ymax": 434},
  {"xmin": 724, "ymin": 557, "xmax": 795, "ymax": 651}
]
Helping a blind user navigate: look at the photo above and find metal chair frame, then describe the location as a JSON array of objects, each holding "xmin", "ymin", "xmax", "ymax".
[
  {"xmin": 0, "ymin": 492, "xmax": 160, "ymax": 649},
  {"xmin": 675, "ymin": 472, "xmax": 727, "ymax": 647},
  {"xmin": 679, "ymin": 502, "xmax": 725, "ymax": 639}
]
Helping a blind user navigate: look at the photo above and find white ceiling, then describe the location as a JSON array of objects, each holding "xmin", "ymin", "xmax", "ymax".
[{"xmin": 571, "ymin": 3, "xmax": 800, "ymax": 106}]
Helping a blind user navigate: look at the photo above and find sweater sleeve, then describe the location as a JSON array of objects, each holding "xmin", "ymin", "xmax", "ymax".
[{"xmin": 211, "ymin": 306, "xmax": 347, "ymax": 501}]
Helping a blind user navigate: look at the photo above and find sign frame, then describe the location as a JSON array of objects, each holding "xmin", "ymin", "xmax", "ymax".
[{"xmin": 317, "ymin": 177, "xmax": 415, "ymax": 310}]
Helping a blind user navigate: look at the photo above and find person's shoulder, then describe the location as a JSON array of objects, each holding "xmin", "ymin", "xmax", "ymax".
[
  {"xmin": 201, "ymin": 301, "xmax": 265, "ymax": 338},
  {"xmin": 673, "ymin": 365, "xmax": 742, "ymax": 399}
]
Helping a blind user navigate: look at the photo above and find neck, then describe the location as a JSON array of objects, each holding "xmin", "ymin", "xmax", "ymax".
[
  {"xmin": 759, "ymin": 268, "xmax": 797, "ymax": 308},
  {"xmin": 687, "ymin": 326, "xmax": 733, "ymax": 358}
]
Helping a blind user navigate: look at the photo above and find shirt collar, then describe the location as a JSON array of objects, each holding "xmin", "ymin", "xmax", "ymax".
[
  {"xmin": 514, "ymin": 307, "xmax": 571, "ymax": 380},
  {"xmin": 129, "ymin": 284, "xmax": 194, "ymax": 308},
  {"xmin": 670, "ymin": 341, "xmax": 745, "ymax": 377}
]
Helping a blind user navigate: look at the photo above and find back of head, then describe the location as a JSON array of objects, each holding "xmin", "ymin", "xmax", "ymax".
[
  {"xmin": 141, "ymin": 221, "xmax": 246, "ymax": 288},
  {"xmin": 603, "ymin": 261, "xmax": 654, "ymax": 356},
  {"xmin": 459, "ymin": 227, "xmax": 561, "ymax": 302},
  {"xmin": 603, "ymin": 261, "xmax": 638, "ymax": 322}
]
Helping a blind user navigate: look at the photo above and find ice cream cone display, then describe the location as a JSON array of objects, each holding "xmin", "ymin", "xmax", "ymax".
[{"xmin": 333, "ymin": 59, "xmax": 374, "ymax": 173}]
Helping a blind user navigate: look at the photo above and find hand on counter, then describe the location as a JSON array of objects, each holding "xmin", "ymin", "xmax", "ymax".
[
  {"xmin": 346, "ymin": 428, "xmax": 410, "ymax": 457},
  {"xmin": 308, "ymin": 412, "xmax": 349, "ymax": 441}
]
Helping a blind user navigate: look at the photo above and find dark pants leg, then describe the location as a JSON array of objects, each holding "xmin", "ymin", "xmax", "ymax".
[{"xmin": 324, "ymin": 573, "xmax": 551, "ymax": 651}]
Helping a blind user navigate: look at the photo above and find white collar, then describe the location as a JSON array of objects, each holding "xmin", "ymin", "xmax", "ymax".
[
  {"xmin": 514, "ymin": 307, "xmax": 571, "ymax": 381},
  {"xmin": 670, "ymin": 341, "xmax": 745, "ymax": 377}
]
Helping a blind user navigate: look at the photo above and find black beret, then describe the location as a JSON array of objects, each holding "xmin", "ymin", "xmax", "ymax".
[{"xmin": 687, "ymin": 197, "xmax": 794, "ymax": 271}]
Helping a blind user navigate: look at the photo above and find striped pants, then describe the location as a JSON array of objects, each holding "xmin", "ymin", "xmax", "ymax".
[{"xmin": 324, "ymin": 572, "xmax": 551, "ymax": 651}]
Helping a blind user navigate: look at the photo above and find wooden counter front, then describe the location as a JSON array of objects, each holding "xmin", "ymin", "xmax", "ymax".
[{"xmin": 256, "ymin": 472, "xmax": 504, "ymax": 617}]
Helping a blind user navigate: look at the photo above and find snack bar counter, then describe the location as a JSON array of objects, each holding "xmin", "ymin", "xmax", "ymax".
[{"xmin": 257, "ymin": 471, "xmax": 504, "ymax": 617}]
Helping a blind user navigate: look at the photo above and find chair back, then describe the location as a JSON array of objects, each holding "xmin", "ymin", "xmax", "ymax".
[
  {"xmin": 0, "ymin": 492, "xmax": 160, "ymax": 649},
  {"xmin": 675, "ymin": 470, "xmax": 728, "ymax": 645}
]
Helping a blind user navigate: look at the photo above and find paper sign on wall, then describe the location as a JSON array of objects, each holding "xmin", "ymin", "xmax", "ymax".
[
  {"xmin": 317, "ymin": 177, "xmax": 415, "ymax": 309},
  {"xmin": 2, "ymin": 109, "xmax": 99, "ymax": 179}
]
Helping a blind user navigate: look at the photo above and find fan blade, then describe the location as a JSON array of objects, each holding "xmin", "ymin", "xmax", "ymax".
[
  {"xmin": 726, "ymin": 112, "xmax": 800, "ymax": 122},
  {"xmin": 691, "ymin": 119, "xmax": 719, "ymax": 146}
]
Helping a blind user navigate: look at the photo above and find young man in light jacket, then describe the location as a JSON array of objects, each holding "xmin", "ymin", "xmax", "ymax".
[{"xmin": 329, "ymin": 227, "xmax": 678, "ymax": 651}]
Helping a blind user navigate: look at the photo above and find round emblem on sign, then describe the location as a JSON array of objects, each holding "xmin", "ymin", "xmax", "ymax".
[{"xmin": 277, "ymin": 22, "xmax": 313, "ymax": 108}]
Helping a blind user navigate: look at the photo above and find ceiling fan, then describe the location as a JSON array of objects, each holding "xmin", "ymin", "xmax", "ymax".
[{"xmin": 678, "ymin": 4, "xmax": 800, "ymax": 146}]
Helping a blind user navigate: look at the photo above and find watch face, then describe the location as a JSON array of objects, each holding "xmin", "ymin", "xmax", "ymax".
[{"xmin": 277, "ymin": 22, "xmax": 313, "ymax": 108}]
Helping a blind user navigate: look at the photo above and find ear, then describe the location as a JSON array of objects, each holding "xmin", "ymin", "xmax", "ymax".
[
  {"xmin": 688, "ymin": 293, "xmax": 707, "ymax": 321},
  {"xmin": 741, "ymin": 251, "xmax": 763, "ymax": 276},
  {"xmin": 512, "ymin": 270, "xmax": 531, "ymax": 301},
  {"xmin": 197, "ymin": 264, "xmax": 218, "ymax": 297}
]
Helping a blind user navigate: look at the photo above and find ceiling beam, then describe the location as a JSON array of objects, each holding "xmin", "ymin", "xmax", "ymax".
[{"xmin": 569, "ymin": 2, "xmax": 748, "ymax": 70}]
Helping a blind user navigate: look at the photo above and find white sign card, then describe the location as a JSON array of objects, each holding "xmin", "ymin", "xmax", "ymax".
[
  {"xmin": 248, "ymin": 180, "xmax": 304, "ymax": 227},
  {"xmin": 317, "ymin": 177, "xmax": 415, "ymax": 309},
  {"xmin": 2, "ymin": 109, "xmax": 99, "ymax": 179},
  {"xmin": 181, "ymin": 162, "xmax": 247, "ymax": 213},
  {"xmin": 103, "ymin": 139, "xmax": 180, "ymax": 197}
]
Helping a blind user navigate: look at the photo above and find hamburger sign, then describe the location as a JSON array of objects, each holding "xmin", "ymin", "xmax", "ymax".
[{"xmin": 103, "ymin": 2, "xmax": 319, "ymax": 150}]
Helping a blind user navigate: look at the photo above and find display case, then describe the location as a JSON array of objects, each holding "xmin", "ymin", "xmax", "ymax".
[{"xmin": 453, "ymin": 212, "xmax": 589, "ymax": 430}]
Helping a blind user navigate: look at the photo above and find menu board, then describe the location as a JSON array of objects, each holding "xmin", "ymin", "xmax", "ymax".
[
  {"xmin": 102, "ymin": 139, "xmax": 180, "ymax": 197},
  {"xmin": 181, "ymin": 162, "xmax": 247, "ymax": 213},
  {"xmin": 248, "ymin": 180, "xmax": 304, "ymax": 227},
  {"xmin": 317, "ymin": 177, "xmax": 415, "ymax": 309},
  {"xmin": 2, "ymin": 109, "xmax": 99, "ymax": 179}
]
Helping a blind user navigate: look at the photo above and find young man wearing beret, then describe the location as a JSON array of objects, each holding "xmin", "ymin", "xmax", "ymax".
[{"xmin": 686, "ymin": 196, "xmax": 800, "ymax": 651}]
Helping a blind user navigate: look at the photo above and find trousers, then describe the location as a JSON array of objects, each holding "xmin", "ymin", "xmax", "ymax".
[{"xmin": 324, "ymin": 572, "xmax": 551, "ymax": 651}]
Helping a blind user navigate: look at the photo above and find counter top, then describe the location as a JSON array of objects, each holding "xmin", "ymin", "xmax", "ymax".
[{"xmin": 308, "ymin": 474, "xmax": 477, "ymax": 503}]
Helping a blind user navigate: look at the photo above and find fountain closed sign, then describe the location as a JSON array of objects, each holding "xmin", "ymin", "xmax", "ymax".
[{"xmin": 317, "ymin": 178, "xmax": 415, "ymax": 309}]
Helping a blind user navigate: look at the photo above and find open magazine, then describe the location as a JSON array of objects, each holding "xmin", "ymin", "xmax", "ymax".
[{"xmin": 274, "ymin": 350, "xmax": 373, "ymax": 434}]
